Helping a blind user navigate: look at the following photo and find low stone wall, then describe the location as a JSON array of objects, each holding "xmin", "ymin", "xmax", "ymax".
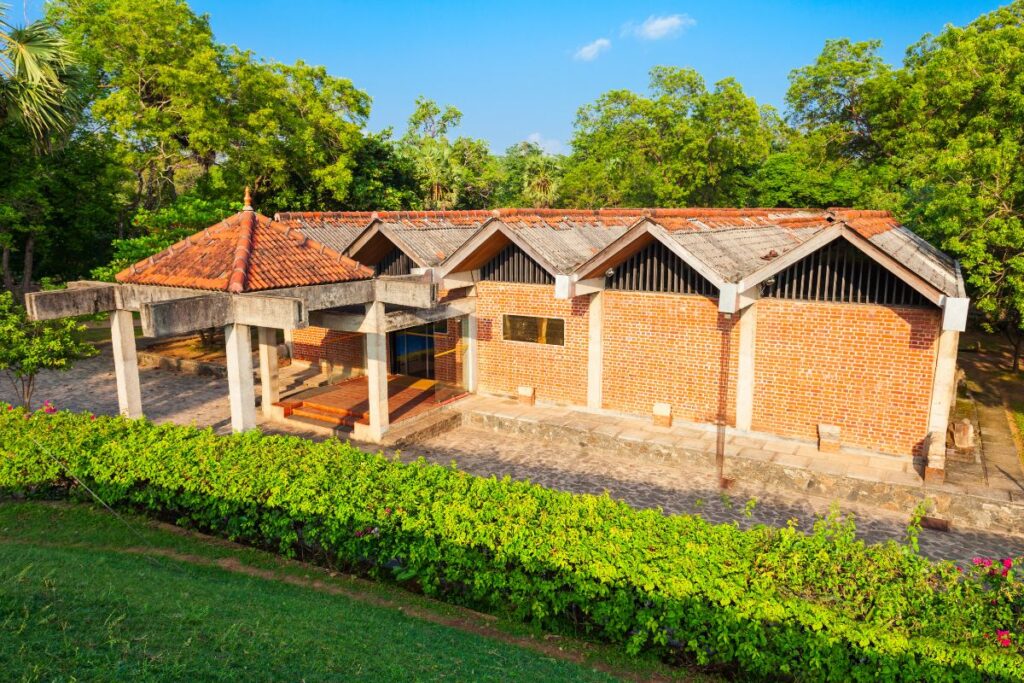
[{"xmin": 454, "ymin": 409, "xmax": 1024, "ymax": 537}]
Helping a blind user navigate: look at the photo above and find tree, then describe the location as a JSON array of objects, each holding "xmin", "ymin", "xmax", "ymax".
[
  {"xmin": 0, "ymin": 5, "xmax": 75, "ymax": 141},
  {"xmin": 400, "ymin": 97, "xmax": 500, "ymax": 209},
  {"xmin": 0, "ymin": 290, "xmax": 95, "ymax": 409},
  {"xmin": 495, "ymin": 141, "xmax": 565, "ymax": 207},
  {"xmin": 865, "ymin": 2, "xmax": 1024, "ymax": 370},
  {"xmin": 785, "ymin": 38, "xmax": 889, "ymax": 159},
  {"xmin": 561, "ymin": 67, "xmax": 774, "ymax": 207}
]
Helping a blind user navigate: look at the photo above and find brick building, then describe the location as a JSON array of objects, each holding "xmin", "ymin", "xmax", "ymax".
[{"xmin": 260, "ymin": 207, "xmax": 966, "ymax": 476}]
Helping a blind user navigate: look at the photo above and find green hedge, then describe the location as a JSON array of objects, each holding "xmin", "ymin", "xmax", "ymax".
[{"xmin": 1, "ymin": 406, "xmax": 1022, "ymax": 681}]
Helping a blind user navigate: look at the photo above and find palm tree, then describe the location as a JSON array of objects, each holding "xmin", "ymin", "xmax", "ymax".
[{"xmin": 0, "ymin": 5, "xmax": 74, "ymax": 141}]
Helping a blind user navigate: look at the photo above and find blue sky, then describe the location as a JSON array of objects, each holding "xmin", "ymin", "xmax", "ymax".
[{"xmin": 21, "ymin": 0, "xmax": 1005, "ymax": 153}]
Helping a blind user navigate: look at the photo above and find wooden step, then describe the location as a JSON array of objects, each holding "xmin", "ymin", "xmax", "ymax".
[
  {"xmin": 291, "ymin": 405, "xmax": 365, "ymax": 428},
  {"xmin": 296, "ymin": 399, "xmax": 370, "ymax": 421}
]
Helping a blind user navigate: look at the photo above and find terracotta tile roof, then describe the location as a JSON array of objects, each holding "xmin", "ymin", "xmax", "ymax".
[{"xmin": 117, "ymin": 210, "xmax": 374, "ymax": 292}]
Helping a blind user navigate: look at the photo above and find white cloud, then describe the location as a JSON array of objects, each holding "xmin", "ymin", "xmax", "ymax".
[
  {"xmin": 573, "ymin": 37, "xmax": 611, "ymax": 62},
  {"xmin": 624, "ymin": 14, "xmax": 696, "ymax": 41},
  {"xmin": 526, "ymin": 132, "xmax": 564, "ymax": 155}
]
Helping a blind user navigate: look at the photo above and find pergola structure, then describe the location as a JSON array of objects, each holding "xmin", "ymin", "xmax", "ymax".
[{"xmin": 25, "ymin": 192, "xmax": 476, "ymax": 442}]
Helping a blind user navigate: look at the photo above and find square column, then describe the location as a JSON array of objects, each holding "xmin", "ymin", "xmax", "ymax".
[
  {"xmin": 734, "ymin": 301, "xmax": 758, "ymax": 431},
  {"xmin": 587, "ymin": 291, "xmax": 603, "ymax": 410},
  {"xmin": 225, "ymin": 322, "xmax": 256, "ymax": 432},
  {"xmin": 257, "ymin": 327, "xmax": 279, "ymax": 418},
  {"xmin": 110, "ymin": 309, "xmax": 142, "ymax": 418},
  {"xmin": 463, "ymin": 314, "xmax": 478, "ymax": 393},
  {"xmin": 925, "ymin": 328, "xmax": 960, "ymax": 480},
  {"xmin": 364, "ymin": 302, "xmax": 389, "ymax": 442}
]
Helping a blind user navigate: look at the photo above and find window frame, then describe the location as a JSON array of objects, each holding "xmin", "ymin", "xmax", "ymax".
[{"xmin": 501, "ymin": 314, "xmax": 566, "ymax": 347}]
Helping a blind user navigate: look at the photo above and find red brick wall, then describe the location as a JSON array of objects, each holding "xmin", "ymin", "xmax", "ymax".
[
  {"xmin": 476, "ymin": 281, "xmax": 590, "ymax": 405},
  {"xmin": 752, "ymin": 299, "xmax": 940, "ymax": 457},
  {"xmin": 434, "ymin": 318, "xmax": 464, "ymax": 387},
  {"xmin": 292, "ymin": 327, "xmax": 365, "ymax": 376},
  {"xmin": 602, "ymin": 291, "xmax": 738, "ymax": 425}
]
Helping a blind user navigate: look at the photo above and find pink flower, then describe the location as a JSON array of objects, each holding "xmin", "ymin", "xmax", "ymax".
[
  {"xmin": 90, "ymin": 414, "xmax": 97, "ymax": 421},
  {"xmin": 997, "ymin": 630, "xmax": 1012, "ymax": 648},
  {"xmin": 41, "ymin": 400, "xmax": 56, "ymax": 415},
  {"xmin": 1003, "ymin": 558, "xmax": 1013, "ymax": 569}
]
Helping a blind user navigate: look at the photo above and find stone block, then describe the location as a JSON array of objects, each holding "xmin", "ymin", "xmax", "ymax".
[
  {"xmin": 924, "ymin": 466, "xmax": 946, "ymax": 484},
  {"xmin": 652, "ymin": 402, "xmax": 672, "ymax": 428},
  {"xmin": 517, "ymin": 385, "xmax": 535, "ymax": 406},
  {"xmin": 817, "ymin": 424, "xmax": 841, "ymax": 453},
  {"xmin": 953, "ymin": 418, "xmax": 975, "ymax": 450}
]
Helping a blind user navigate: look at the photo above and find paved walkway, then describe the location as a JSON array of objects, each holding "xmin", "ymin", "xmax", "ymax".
[{"xmin": 4, "ymin": 343, "xmax": 1024, "ymax": 563}]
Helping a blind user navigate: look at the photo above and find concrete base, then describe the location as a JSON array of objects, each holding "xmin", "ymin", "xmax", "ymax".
[
  {"xmin": 924, "ymin": 466, "xmax": 946, "ymax": 484},
  {"xmin": 818, "ymin": 424, "xmax": 841, "ymax": 453},
  {"xmin": 653, "ymin": 402, "xmax": 672, "ymax": 428},
  {"xmin": 518, "ymin": 386, "xmax": 536, "ymax": 406}
]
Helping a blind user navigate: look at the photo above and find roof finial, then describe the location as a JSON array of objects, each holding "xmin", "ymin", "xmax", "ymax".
[{"xmin": 243, "ymin": 186, "xmax": 253, "ymax": 211}]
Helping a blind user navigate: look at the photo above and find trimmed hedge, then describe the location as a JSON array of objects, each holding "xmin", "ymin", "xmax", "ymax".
[{"xmin": 1, "ymin": 406, "xmax": 1022, "ymax": 681}]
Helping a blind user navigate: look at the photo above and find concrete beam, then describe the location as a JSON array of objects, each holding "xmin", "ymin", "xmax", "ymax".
[
  {"xmin": 257, "ymin": 327, "xmax": 279, "ymax": 418},
  {"xmin": 574, "ymin": 277, "xmax": 605, "ymax": 297},
  {"xmin": 140, "ymin": 295, "xmax": 232, "ymax": 338},
  {"xmin": 374, "ymin": 276, "xmax": 434, "ymax": 308},
  {"xmin": 233, "ymin": 294, "xmax": 306, "ymax": 330},
  {"xmin": 25, "ymin": 283, "xmax": 117, "ymax": 320},
  {"xmin": 110, "ymin": 308, "xmax": 142, "ymax": 419},
  {"xmin": 718, "ymin": 283, "xmax": 739, "ymax": 314},
  {"xmin": 554, "ymin": 275, "xmax": 573, "ymax": 300},
  {"xmin": 384, "ymin": 299, "xmax": 476, "ymax": 333},
  {"xmin": 225, "ymin": 323, "xmax": 257, "ymax": 432},
  {"xmin": 309, "ymin": 311, "xmax": 369, "ymax": 333},
  {"xmin": 116, "ymin": 283, "xmax": 212, "ymax": 311},
  {"xmin": 263, "ymin": 280, "xmax": 376, "ymax": 312},
  {"xmin": 441, "ymin": 270, "xmax": 477, "ymax": 291}
]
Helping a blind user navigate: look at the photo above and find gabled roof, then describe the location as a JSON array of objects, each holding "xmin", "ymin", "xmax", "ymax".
[
  {"xmin": 265, "ymin": 206, "xmax": 963, "ymax": 300},
  {"xmin": 117, "ymin": 208, "xmax": 374, "ymax": 292},
  {"xmin": 346, "ymin": 211, "xmax": 493, "ymax": 268}
]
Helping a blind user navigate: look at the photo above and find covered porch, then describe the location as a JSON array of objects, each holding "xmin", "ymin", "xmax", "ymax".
[{"xmin": 23, "ymin": 196, "xmax": 479, "ymax": 443}]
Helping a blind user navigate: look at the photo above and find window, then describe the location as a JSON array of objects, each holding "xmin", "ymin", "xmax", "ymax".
[{"xmin": 503, "ymin": 315, "xmax": 564, "ymax": 346}]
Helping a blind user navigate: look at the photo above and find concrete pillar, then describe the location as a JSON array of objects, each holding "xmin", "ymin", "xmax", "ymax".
[
  {"xmin": 110, "ymin": 308, "xmax": 142, "ymax": 419},
  {"xmin": 364, "ymin": 302, "xmax": 389, "ymax": 442},
  {"xmin": 587, "ymin": 291, "xmax": 603, "ymax": 410},
  {"xmin": 225, "ymin": 323, "xmax": 256, "ymax": 432},
  {"xmin": 463, "ymin": 314, "xmax": 478, "ymax": 392},
  {"xmin": 925, "ymin": 328, "xmax": 960, "ymax": 478},
  {"xmin": 734, "ymin": 300, "xmax": 757, "ymax": 431},
  {"xmin": 257, "ymin": 327, "xmax": 279, "ymax": 418},
  {"xmin": 282, "ymin": 328, "xmax": 294, "ymax": 358}
]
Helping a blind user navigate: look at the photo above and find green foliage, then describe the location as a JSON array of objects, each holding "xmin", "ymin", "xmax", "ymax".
[
  {"xmin": 90, "ymin": 194, "xmax": 235, "ymax": 282},
  {"xmin": 0, "ymin": 5, "xmax": 76, "ymax": 140},
  {"xmin": 2, "ymin": 410, "xmax": 1022, "ymax": 681},
  {"xmin": 561, "ymin": 67, "xmax": 775, "ymax": 207},
  {"xmin": 0, "ymin": 292, "xmax": 94, "ymax": 408}
]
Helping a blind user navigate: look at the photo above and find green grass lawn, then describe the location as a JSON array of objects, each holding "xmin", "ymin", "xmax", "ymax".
[{"xmin": 0, "ymin": 502, "xmax": 672, "ymax": 682}]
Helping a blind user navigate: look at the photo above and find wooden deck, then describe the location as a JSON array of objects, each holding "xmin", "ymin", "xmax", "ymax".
[{"xmin": 274, "ymin": 374, "xmax": 461, "ymax": 430}]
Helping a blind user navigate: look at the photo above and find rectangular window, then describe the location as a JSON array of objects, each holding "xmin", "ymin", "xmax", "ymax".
[{"xmin": 503, "ymin": 315, "xmax": 565, "ymax": 346}]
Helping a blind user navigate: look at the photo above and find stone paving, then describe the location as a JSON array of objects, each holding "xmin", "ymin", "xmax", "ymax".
[{"xmin": 4, "ymin": 343, "xmax": 1024, "ymax": 563}]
